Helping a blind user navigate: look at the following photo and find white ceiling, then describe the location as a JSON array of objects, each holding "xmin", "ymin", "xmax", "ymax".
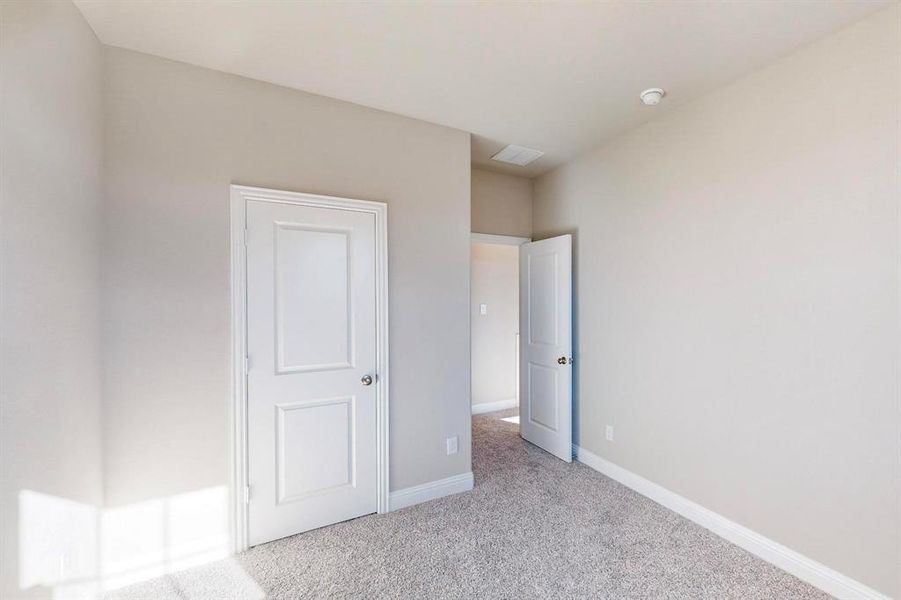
[{"xmin": 75, "ymin": 0, "xmax": 886, "ymax": 178}]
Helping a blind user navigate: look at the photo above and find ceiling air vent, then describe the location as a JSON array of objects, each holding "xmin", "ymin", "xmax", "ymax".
[{"xmin": 490, "ymin": 144, "xmax": 544, "ymax": 167}]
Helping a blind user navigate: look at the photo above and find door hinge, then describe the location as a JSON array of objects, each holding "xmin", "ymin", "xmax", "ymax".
[
  {"xmin": 244, "ymin": 485, "xmax": 251, "ymax": 504},
  {"xmin": 245, "ymin": 355, "xmax": 251, "ymax": 372}
]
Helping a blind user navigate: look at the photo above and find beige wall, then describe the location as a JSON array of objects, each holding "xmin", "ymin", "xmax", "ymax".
[
  {"xmin": 101, "ymin": 47, "xmax": 472, "ymax": 504},
  {"xmin": 471, "ymin": 168, "xmax": 532, "ymax": 237},
  {"xmin": 0, "ymin": 1, "xmax": 105, "ymax": 597},
  {"xmin": 471, "ymin": 242, "xmax": 519, "ymax": 408},
  {"xmin": 533, "ymin": 6, "xmax": 900, "ymax": 596}
]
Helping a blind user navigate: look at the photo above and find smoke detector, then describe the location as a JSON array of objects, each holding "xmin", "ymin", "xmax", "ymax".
[
  {"xmin": 490, "ymin": 144, "xmax": 544, "ymax": 167},
  {"xmin": 640, "ymin": 88, "xmax": 666, "ymax": 106}
]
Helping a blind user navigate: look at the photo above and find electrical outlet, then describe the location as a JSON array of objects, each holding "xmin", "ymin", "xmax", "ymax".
[
  {"xmin": 605, "ymin": 425, "xmax": 614, "ymax": 442},
  {"xmin": 446, "ymin": 436, "xmax": 459, "ymax": 455},
  {"xmin": 479, "ymin": 303, "xmax": 488, "ymax": 316}
]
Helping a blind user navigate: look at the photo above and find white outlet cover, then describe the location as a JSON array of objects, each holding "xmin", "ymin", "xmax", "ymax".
[
  {"xmin": 446, "ymin": 436, "xmax": 459, "ymax": 455},
  {"xmin": 605, "ymin": 425, "xmax": 614, "ymax": 442},
  {"xmin": 479, "ymin": 303, "xmax": 487, "ymax": 315}
]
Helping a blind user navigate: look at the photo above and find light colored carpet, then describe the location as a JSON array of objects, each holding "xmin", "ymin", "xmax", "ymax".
[{"xmin": 107, "ymin": 410, "xmax": 828, "ymax": 599}]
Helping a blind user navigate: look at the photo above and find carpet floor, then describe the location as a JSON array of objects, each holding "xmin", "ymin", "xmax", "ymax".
[{"xmin": 108, "ymin": 410, "xmax": 828, "ymax": 599}]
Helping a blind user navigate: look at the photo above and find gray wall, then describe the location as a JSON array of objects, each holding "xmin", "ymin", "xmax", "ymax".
[
  {"xmin": 533, "ymin": 6, "xmax": 900, "ymax": 596},
  {"xmin": 471, "ymin": 168, "xmax": 532, "ymax": 237},
  {"xmin": 101, "ymin": 47, "xmax": 472, "ymax": 504},
  {"xmin": 0, "ymin": 1, "xmax": 104, "ymax": 597},
  {"xmin": 471, "ymin": 242, "xmax": 519, "ymax": 408}
]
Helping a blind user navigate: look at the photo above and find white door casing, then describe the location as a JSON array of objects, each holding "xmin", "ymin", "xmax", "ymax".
[
  {"xmin": 519, "ymin": 234, "xmax": 572, "ymax": 462},
  {"xmin": 230, "ymin": 185, "xmax": 388, "ymax": 550}
]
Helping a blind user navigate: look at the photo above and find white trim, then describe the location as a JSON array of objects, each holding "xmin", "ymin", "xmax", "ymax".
[
  {"xmin": 229, "ymin": 184, "xmax": 390, "ymax": 553},
  {"xmin": 471, "ymin": 232, "xmax": 531, "ymax": 246},
  {"xmin": 572, "ymin": 444, "xmax": 890, "ymax": 600},
  {"xmin": 389, "ymin": 472, "xmax": 474, "ymax": 512},
  {"xmin": 229, "ymin": 189, "xmax": 249, "ymax": 554},
  {"xmin": 471, "ymin": 398, "xmax": 517, "ymax": 415}
]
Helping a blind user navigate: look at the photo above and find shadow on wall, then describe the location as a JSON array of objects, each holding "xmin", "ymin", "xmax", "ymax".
[{"xmin": 17, "ymin": 487, "xmax": 258, "ymax": 599}]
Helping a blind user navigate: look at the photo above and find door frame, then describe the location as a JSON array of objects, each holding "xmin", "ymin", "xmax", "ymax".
[
  {"xmin": 229, "ymin": 184, "xmax": 390, "ymax": 553},
  {"xmin": 471, "ymin": 232, "xmax": 531, "ymax": 246}
]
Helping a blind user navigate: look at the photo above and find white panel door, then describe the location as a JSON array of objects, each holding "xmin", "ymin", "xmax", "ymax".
[
  {"xmin": 246, "ymin": 199, "xmax": 378, "ymax": 546},
  {"xmin": 519, "ymin": 235, "xmax": 572, "ymax": 462}
]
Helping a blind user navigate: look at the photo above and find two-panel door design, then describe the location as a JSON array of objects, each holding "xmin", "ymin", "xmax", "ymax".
[
  {"xmin": 519, "ymin": 234, "xmax": 573, "ymax": 462},
  {"xmin": 245, "ymin": 197, "xmax": 380, "ymax": 546}
]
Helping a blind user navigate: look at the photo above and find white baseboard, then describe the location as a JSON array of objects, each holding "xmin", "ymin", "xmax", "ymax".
[
  {"xmin": 471, "ymin": 398, "xmax": 517, "ymax": 415},
  {"xmin": 572, "ymin": 444, "xmax": 889, "ymax": 600},
  {"xmin": 389, "ymin": 471, "xmax": 474, "ymax": 512}
]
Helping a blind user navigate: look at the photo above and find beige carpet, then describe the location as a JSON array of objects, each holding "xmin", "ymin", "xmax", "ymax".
[{"xmin": 108, "ymin": 410, "xmax": 828, "ymax": 599}]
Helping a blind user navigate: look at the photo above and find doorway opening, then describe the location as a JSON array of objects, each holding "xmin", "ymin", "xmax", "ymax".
[
  {"xmin": 471, "ymin": 232, "xmax": 574, "ymax": 463},
  {"xmin": 470, "ymin": 233, "xmax": 529, "ymax": 429}
]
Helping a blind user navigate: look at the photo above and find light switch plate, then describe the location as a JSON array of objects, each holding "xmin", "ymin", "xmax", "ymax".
[
  {"xmin": 479, "ymin": 303, "xmax": 487, "ymax": 315},
  {"xmin": 446, "ymin": 436, "xmax": 459, "ymax": 455}
]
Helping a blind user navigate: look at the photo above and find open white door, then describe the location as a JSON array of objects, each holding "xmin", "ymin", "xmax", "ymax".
[{"xmin": 519, "ymin": 234, "xmax": 572, "ymax": 462}]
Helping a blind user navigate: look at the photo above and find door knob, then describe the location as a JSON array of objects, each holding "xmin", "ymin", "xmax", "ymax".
[
  {"xmin": 361, "ymin": 374, "xmax": 373, "ymax": 386},
  {"xmin": 557, "ymin": 356, "xmax": 567, "ymax": 365}
]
